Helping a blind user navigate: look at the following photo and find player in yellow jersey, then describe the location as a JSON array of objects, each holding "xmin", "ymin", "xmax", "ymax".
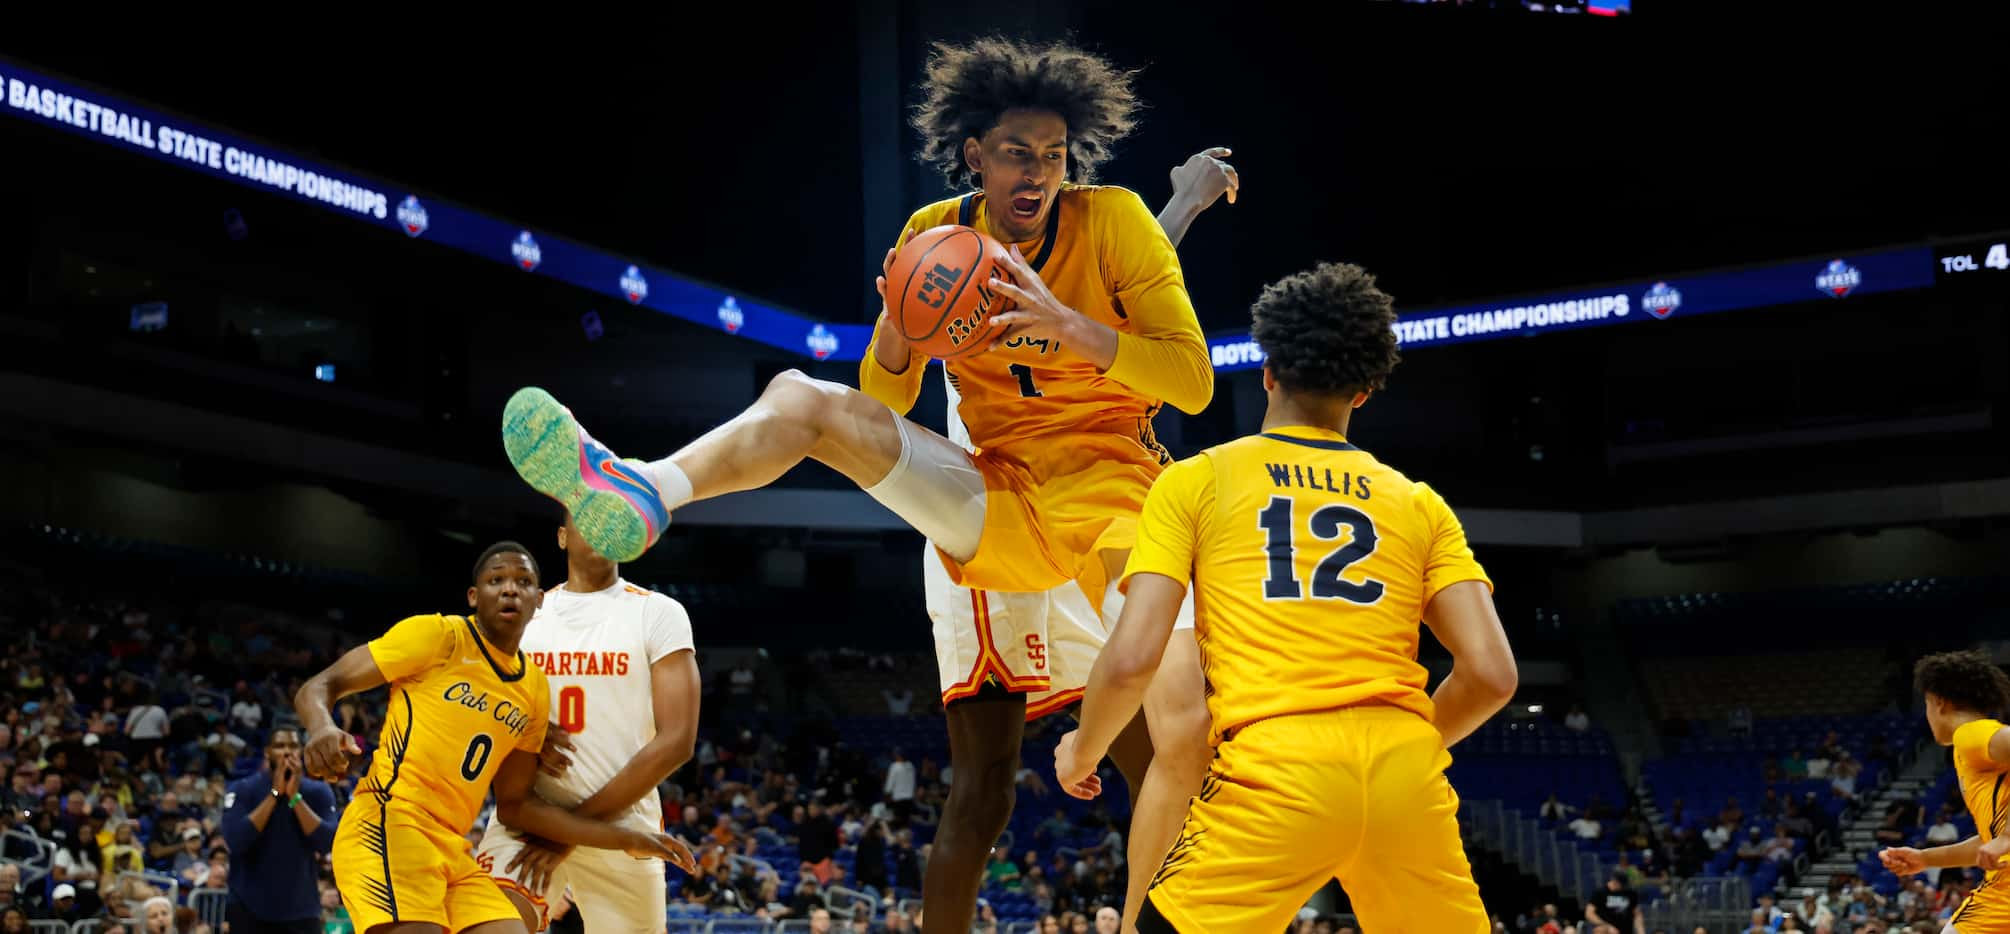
[
  {"xmin": 499, "ymin": 38, "xmax": 1215, "ymax": 934},
  {"xmin": 1878, "ymin": 650, "xmax": 2010, "ymax": 933},
  {"xmin": 295, "ymin": 542, "xmax": 694, "ymax": 934},
  {"xmin": 1055, "ymin": 262, "xmax": 1520, "ymax": 934}
]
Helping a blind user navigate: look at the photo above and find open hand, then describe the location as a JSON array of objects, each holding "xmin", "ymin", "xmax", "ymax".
[
  {"xmin": 507, "ymin": 835, "xmax": 575, "ymax": 895},
  {"xmin": 625, "ymin": 830, "xmax": 698, "ymax": 874}
]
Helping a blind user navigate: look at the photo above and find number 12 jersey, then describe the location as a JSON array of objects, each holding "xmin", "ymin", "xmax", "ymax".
[{"xmin": 1123, "ymin": 426, "xmax": 1492, "ymax": 745}]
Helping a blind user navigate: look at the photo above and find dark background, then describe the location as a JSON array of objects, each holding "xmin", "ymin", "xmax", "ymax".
[{"xmin": 1, "ymin": 3, "xmax": 2006, "ymax": 638}]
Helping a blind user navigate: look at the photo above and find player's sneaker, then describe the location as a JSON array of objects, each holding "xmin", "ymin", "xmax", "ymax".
[{"xmin": 502, "ymin": 387, "xmax": 670, "ymax": 562}]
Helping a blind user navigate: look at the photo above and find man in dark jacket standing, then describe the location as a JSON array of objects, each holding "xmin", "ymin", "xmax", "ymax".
[{"xmin": 221, "ymin": 729, "xmax": 337, "ymax": 934}]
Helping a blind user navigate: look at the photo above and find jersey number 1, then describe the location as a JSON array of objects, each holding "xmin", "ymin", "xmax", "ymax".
[
  {"xmin": 1008, "ymin": 364, "xmax": 1043, "ymax": 398},
  {"xmin": 1257, "ymin": 496, "xmax": 1386, "ymax": 604},
  {"xmin": 558, "ymin": 686, "xmax": 586, "ymax": 733}
]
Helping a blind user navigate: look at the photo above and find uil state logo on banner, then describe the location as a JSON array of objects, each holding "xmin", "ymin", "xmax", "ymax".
[
  {"xmin": 717, "ymin": 297, "xmax": 745, "ymax": 334},
  {"xmin": 396, "ymin": 196, "xmax": 429, "ymax": 237},
  {"xmin": 619, "ymin": 265, "xmax": 649, "ymax": 304},
  {"xmin": 806, "ymin": 324, "xmax": 839, "ymax": 360},
  {"xmin": 1815, "ymin": 259, "xmax": 1862, "ymax": 298},
  {"xmin": 1642, "ymin": 282, "xmax": 1682, "ymax": 319},
  {"xmin": 511, "ymin": 232, "xmax": 542, "ymax": 271}
]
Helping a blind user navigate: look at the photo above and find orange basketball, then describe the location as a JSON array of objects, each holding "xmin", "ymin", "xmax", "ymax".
[{"xmin": 887, "ymin": 225, "xmax": 1015, "ymax": 359}]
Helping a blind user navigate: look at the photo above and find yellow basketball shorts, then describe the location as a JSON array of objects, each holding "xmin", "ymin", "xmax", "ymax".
[
  {"xmin": 1949, "ymin": 880, "xmax": 2010, "ymax": 933},
  {"xmin": 333, "ymin": 795, "xmax": 521, "ymax": 934},
  {"xmin": 1145, "ymin": 706, "xmax": 1489, "ymax": 934}
]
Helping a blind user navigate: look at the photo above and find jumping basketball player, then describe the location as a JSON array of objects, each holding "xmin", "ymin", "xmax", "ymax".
[
  {"xmin": 1056, "ymin": 263, "xmax": 1518, "ymax": 934},
  {"xmin": 502, "ymin": 38, "xmax": 1216, "ymax": 933},
  {"xmin": 919, "ymin": 145, "xmax": 1236, "ymax": 933},
  {"xmin": 475, "ymin": 514, "xmax": 702, "ymax": 934},
  {"xmin": 297, "ymin": 543, "xmax": 694, "ymax": 934}
]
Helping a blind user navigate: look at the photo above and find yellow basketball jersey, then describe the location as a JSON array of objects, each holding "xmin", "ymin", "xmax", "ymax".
[
  {"xmin": 860, "ymin": 185, "xmax": 1211, "ymax": 450},
  {"xmin": 355, "ymin": 613, "xmax": 550, "ymax": 833},
  {"xmin": 1125, "ymin": 426, "xmax": 1492, "ymax": 744},
  {"xmin": 1956, "ymin": 718, "xmax": 2009, "ymax": 877}
]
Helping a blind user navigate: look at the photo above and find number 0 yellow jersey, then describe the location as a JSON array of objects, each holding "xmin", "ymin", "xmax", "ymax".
[
  {"xmin": 357, "ymin": 614, "xmax": 550, "ymax": 834},
  {"xmin": 1124, "ymin": 426, "xmax": 1491, "ymax": 744},
  {"xmin": 860, "ymin": 185, "xmax": 1213, "ymax": 450}
]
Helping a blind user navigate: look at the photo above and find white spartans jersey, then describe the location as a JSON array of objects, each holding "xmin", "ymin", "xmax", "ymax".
[{"xmin": 521, "ymin": 578, "xmax": 694, "ymax": 832}]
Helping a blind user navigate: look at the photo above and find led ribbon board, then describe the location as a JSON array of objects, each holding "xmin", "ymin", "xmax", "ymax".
[{"xmin": 0, "ymin": 56, "xmax": 874, "ymax": 363}]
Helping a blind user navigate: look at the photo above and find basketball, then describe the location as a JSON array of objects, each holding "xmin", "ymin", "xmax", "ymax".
[{"xmin": 887, "ymin": 225, "xmax": 1016, "ymax": 359}]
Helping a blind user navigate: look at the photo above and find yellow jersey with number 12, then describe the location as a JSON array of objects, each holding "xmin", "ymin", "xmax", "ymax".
[
  {"xmin": 1124, "ymin": 426, "xmax": 1492, "ymax": 745},
  {"xmin": 355, "ymin": 614, "xmax": 550, "ymax": 833}
]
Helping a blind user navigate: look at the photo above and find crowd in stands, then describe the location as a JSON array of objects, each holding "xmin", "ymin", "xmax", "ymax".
[{"xmin": 0, "ymin": 551, "xmax": 1138, "ymax": 934}]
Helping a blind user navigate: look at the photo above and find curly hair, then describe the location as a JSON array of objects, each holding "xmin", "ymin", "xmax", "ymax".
[
  {"xmin": 471, "ymin": 540, "xmax": 538, "ymax": 585},
  {"xmin": 1250, "ymin": 262, "xmax": 1402, "ymax": 398},
  {"xmin": 1914, "ymin": 650, "xmax": 2010, "ymax": 716},
  {"xmin": 910, "ymin": 37, "xmax": 1141, "ymax": 190}
]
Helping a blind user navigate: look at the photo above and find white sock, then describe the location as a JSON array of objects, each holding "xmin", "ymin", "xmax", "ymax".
[{"xmin": 643, "ymin": 458, "xmax": 694, "ymax": 511}]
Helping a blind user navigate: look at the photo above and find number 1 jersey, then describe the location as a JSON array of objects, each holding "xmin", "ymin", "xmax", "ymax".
[
  {"xmin": 521, "ymin": 580, "xmax": 694, "ymax": 833},
  {"xmin": 1123, "ymin": 426, "xmax": 1491, "ymax": 744}
]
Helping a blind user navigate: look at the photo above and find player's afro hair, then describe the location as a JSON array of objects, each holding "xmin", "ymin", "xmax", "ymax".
[
  {"xmin": 911, "ymin": 36, "xmax": 1141, "ymax": 190},
  {"xmin": 1915, "ymin": 650, "xmax": 2010, "ymax": 717},
  {"xmin": 1250, "ymin": 262, "xmax": 1402, "ymax": 398},
  {"xmin": 471, "ymin": 540, "xmax": 539, "ymax": 585}
]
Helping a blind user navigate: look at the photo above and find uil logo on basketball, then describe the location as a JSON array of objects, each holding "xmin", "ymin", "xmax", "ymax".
[
  {"xmin": 916, "ymin": 262, "xmax": 964, "ymax": 310},
  {"xmin": 396, "ymin": 196, "xmax": 429, "ymax": 237},
  {"xmin": 511, "ymin": 231, "xmax": 542, "ymax": 272},
  {"xmin": 1642, "ymin": 282, "xmax": 1682, "ymax": 319},
  {"xmin": 619, "ymin": 265, "xmax": 649, "ymax": 304},
  {"xmin": 1815, "ymin": 259, "xmax": 1862, "ymax": 298},
  {"xmin": 1024, "ymin": 634, "xmax": 1048, "ymax": 672},
  {"xmin": 717, "ymin": 297, "xmax": 744, "ymax": 334},
  {"xmin": 806, "ymin": 324, "xmax": 839, "ymax": 360}
]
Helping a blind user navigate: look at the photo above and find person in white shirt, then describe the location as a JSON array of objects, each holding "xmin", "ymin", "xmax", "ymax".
[
  {"xmin": 1569, "ymin": 815, "xmax": 1603, "ymax": 841},
  {"xmin": 884, "ymin": 749, "xmax": 917, "ymax": 818},
  {"xmin": 883, "ymin": 688, "xmax": 914, "ymax": 716},
  {"xmin": 124, "ymin": 694, "xmax": 170, "ymax": 771},
  {"xmin": 477, "ymin": 513, "xmax": 703, "ymax": 934},
  {"xmin": 228, "ymin": 685, "xmax": 264, "ymax": 734},
  {"xmin": 1702, "ymin": 820, "xmax": 1732, "ymax": 852},
  {"xmin": 1563, "ymin": 706, "xmax": 1591, "ymax": 732}
]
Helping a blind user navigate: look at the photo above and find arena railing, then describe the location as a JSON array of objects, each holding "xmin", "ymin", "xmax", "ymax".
[{"xmin": 190, "ymin": 888, "xmax": 230, "ymax": 930}]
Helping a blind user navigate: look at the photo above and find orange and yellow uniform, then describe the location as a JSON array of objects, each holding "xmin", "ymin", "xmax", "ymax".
[
  {"xmin": 861, "ymin": 185, "xmax": 1212, "ymax": 604},
  {"xmin": 1123, "ymin": 427, "xmax": 1492, "ymax": 934},
  {"xmin": 1950, "ymin": 717, "xmax": 2010, "ymax": 931},
  {"xmin": 331, "ymin": 613, "xmax": 550, "ymax": 933}
]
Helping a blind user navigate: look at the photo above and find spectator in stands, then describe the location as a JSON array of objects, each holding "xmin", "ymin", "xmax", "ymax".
[
  {"xmin": 102, "ymin": 819, "xmax": 144, "ymax": 879},
  {"xmin": 884, "ymin": 748, "xmax": 916, "ymax": 817},
  {"xmin": 729, "ymin": 663, "xmax": 756, "ymax": 699},
  {"xmin": 1539, "ymin": 793, "xmax": 1574, "ymax": 824},
  {"xmin": 1094, "ymin": 905, "xmax": 1120, "ymax": 933},
  {"xmin": 220, "ymin": 728, "xmax": 335, "ymax": 934},
  {"xmin": 1673, "ymin": 827, "xmax": 1707, "ymax": 877},
  {"xmin": 855, "ymin": 818, "xmax": 889, "ymax": 895},
  {"xmin": 884, "ymin": 907, "xmax": 915, "ymax": 932},
  {"xmin": 1829, "ymin": 753, "xmax": 1861, "ymax": 801},
  {"xmin": 0, "ymin": 866, "xmax": 21, "ymax": 915},
  {"xmin": 1873, "ymin": 805, "xmax": 1910, "ymax": 847},
  {"xmin": 893, "ymin": 827, "xmax": 921, "ymax": 891},
  {"xmin": 1038, "ymin": 913, "xmax": 1061, "ymax": 934},
  {"xmin": 141, "ymin": 895, "xmax": 175, "ymax": 934},
  {"xmin": 1759, "ymin": 788, "xmax": 1782, "ymax": 822},
  {"xmin": 1782, "ymin": 749, "xmax": 1808, "ymax": 780},
  {"xmin": 228, "ymin": 683, "xmax": 263, "ymax": 734},
  {"xmin": 41, "ymin": 884, "xmax": 86, "ymax": 925},
  {"xmin": 1925, "ymin": 806, "xmax": 1960, "ymax": 848},
  {"xmin": 1585, "ymin": 873, "xmax": 1643, "ymax": 934},
  {"xmin": 1564, "ymin": 705, "xmax": 1591, "ymax": 732},
  {"xmin": 1764, "ymin": 825, "xmax": 1796, "ymax": 864},
  {"xmin": 169, "ymin": 824, "xmax": 206, "ymax": 876},
  {"xmin": 798, "ymin": 800, "xmax": 840, "ymax": 885},
  {"xmin": 1729, "ymin": 704, "xmax": 1753, "ymax": 738},
  {"xmin": 0, "ymin": 907, "xmax": 25, "ymax": 934},
  {"xmin": 1704, "ymin": 815, "xmax": 1736, "ymax": 851},
  {"xmin": 1805, "ymin": 745, "xmax": 1832, "ymax": 780},
  {"xmin": 884, "ymin": 686, "xmax": 914, "ymax": 716},
  {"xmin": 316, "ymin": 883, "xmax": 349, "ymax": 934},
  {"xmin": 124, "ymin": 691, "xmax": 169, "ymax": 773},
  {"xmin": 1719, "ymin": 795, "xmax": 1745, "ymax": 827},
  {"xmin": 1781, "ymin": 799, "xmax": 1814, "ymax": 840},
  {"xmin": 985, "ymin": 850, "xmax": 1022, "ymax": 890},
  {"xmin": 807, "ymin": 906, "xmax": 831, "ymax": 934},
  {"xmin": 1569, "ymin": 810, "xmax": 1602, "ymax": 841},
  {"xmin": 1735, "ymin": 827, "xmax": 1767, "ymax": 872}
]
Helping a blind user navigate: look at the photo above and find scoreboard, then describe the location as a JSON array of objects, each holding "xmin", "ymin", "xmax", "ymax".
[{"xmin": 1936, "ymin": 236, "xmax": 2010, "ymax": 283}]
